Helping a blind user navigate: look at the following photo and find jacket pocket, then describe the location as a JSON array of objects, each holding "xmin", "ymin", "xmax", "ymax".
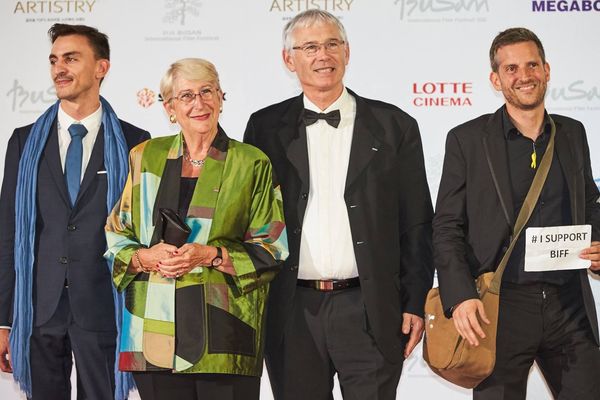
[
  {"xmin": 175, "ymin": 284, "xmax": 206, "ymax": 365},
  {"xmin": 207, "ymin": 304, "xmax": 256, "ymax": 356}
]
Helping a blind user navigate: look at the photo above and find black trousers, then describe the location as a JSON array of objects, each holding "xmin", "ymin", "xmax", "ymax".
[
  {"xmin": 474, "ymin": 278, "xmax": 600, "ymax": 400},
  {"xmin": 29, "ymin": 287, "xmax": 116, "ymax": 400},
  {"xmin": 133, "ymin": 371, "xmax": 260, "ymax": 400},
  {"xmin": 266, "ymin": 286, "xmax": 404, "ymax": 400}
]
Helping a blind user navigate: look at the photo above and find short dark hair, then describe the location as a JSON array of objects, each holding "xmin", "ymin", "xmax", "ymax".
[
  {"xmin": 48, "ymin": 23, "xmax": 110, "ymax": 60},
  {"xmin": 489, "ymin": 27, "xmax": 545, "ymax": 72}
]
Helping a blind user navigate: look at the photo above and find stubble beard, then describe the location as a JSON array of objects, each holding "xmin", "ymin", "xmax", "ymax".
[{"xmin": 505, "ymin": 80, "xmax": 547, "ymax": 111}]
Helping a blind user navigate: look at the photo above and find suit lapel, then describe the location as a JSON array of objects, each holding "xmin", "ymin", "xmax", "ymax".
[
  {"xmin": 344, "ymin": 92, "xmax": 379, "ymax": 193},
  {"xmin": 277, "ymin": 95, "xmax": 312, "ymax": 225},
  {"xmin": 42, "ymin": 121, "xmax": 71, "ymax": 207},
  {"xmin": 482, "ymin": 108, "xmax": 515, "ymax": 228},
  {"xmin": 76, "ymin": 124, "xmax": 105, "ymax": 207},
  {"xmin": 553, "ymin": 120, "xmax": 578, "ymax": 222},
  {"xmin": 280, "ymin": 94, "xmax": 310, "ymax": 193}
]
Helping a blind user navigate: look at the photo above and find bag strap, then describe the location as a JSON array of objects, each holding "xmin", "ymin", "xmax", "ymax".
[{"xmin": 485, "ymin": 116, "xmax": 556, "ymax": 295}]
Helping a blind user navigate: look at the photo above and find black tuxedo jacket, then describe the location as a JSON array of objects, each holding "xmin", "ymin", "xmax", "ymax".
[
  {"xmin": 433, "ymin": 106, "xmax": 600, "ymax": 345},
  {"xmin": 0, "ymin": 118, "xmax": 149, "ymax": 330},
  {"xmin": 244, "ymin": 89, "xmax": 434, "ymax": 363}
]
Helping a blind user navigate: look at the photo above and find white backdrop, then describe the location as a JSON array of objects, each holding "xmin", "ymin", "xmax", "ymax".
[{"xmin": 1, "ymin": 1, "xmax": 599, "ymax": 399}]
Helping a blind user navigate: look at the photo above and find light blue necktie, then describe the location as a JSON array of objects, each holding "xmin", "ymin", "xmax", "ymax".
[{"xmin": 65, "ymin": 123, "xmax": 88, "ymax": 206}]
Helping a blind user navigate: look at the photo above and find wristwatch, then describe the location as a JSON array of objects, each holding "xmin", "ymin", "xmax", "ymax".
[{"xmin": 211, "ymin": 246, "xmax": 223, "ymax": 267}]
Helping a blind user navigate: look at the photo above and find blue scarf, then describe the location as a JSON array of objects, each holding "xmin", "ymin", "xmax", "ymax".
[{"xmin": 10, "ymin": 97, "xmax": 134, "ymax": 399}]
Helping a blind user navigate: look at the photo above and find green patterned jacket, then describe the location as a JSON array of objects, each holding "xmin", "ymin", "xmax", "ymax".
[{"xmin": 105, "ymin": 128, "xmax": 288, "ymax": 376}]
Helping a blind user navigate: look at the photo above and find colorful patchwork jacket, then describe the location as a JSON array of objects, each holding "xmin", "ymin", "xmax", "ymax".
[{"xmin": 105, "ymin": 127, "xmax": 288, "ymax": 376}]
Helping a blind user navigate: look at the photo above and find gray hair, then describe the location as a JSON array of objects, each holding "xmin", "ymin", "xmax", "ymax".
[
  {"xmin": 282, "ymin": 10, "xmax": 348, "ymax": 52},
  {"xmin": 160, "ymin": 58, "xmax": 220, "ymax": 102}
]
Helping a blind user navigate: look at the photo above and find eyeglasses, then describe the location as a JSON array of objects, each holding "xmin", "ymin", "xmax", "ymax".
[
  {"xmin": 169, "ymin": 87, "xmax": 219, "ymax": 105},
  {"xmin": 292, "ymin": 40, "xmax": 345, "ymax": 57}
]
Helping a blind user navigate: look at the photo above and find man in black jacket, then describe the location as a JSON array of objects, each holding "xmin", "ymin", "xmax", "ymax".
[
  {"xmin": 434, "ymin": 27, "xmax": 600, "ymax": 399},
  {"xmin": 245, "ymin": 9, "xmax": 433, "ymax": 400}
]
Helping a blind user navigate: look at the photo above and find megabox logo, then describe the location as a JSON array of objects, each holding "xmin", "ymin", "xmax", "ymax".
[{"xmin": 532, "ymin": 0, "xmax": 600, "ymax": 11}]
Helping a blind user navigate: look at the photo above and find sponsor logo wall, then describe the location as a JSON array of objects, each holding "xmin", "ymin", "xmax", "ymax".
[{"xmin": 1, "ymin": 1, "xmax": 598, "ymax": 399}]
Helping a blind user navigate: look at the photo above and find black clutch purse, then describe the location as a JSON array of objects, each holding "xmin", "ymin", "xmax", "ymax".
[{"xmin": 159, "ymin": 208, "xmax": 191, "ymax": 247}]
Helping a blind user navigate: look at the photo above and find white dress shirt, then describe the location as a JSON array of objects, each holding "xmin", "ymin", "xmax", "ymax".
[
  {"xmin": 298, "ymin": 87, "xmax": 359, "ymax": 280},
  {"xmin": 57, "ymin": 104, "xmax": 103, "ymax": 180}
]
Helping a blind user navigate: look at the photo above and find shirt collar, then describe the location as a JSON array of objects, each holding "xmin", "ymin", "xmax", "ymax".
[
  {"xmin": 303, "ymin": 86, "xmax": 351, "ymax": 115},
  {"xmin": 502, "ymin": 105, "xmax": 551, "ymax": 140},
  {"xmin": 58, "ymin": 103, "xmax": 103, "ymax": 134}
]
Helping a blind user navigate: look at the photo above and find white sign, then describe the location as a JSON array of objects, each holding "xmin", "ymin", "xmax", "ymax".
[{"xmin": 525, "ymin": 225, "xmax": 592, "ymax": 272}]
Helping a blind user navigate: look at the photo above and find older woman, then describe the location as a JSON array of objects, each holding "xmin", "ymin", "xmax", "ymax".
[{"xmin": 104, "ymin": 58, "xmax": 288, "ymax": 400}]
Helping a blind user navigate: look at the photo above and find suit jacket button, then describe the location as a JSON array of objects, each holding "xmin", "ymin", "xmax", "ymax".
[
  {"xmin": 293, "ymin": 227, "xmax": 301, "ymax": 234},
  {"xmin": 67, "ymin": 225, "xmax": 76, "ymax": 231},
  {"xmin": 301, "ymin": 193, "xmax": 308, "ymax": 200},
  {"xmin": 58, "ymin": 257, "xmax": 68, "ymax": 264},
  {"xmin": 290, "ymin": 265, "xmax": 298, "ymax": 271}
]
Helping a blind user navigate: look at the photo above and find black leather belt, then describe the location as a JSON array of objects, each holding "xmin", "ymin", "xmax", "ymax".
[{"xmin": 297, "ymin": 277, "xmax": 360, "ymax": 291}]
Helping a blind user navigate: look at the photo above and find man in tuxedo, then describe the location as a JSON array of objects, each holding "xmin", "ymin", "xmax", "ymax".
[
  {"xmin": 434, "ymin": 27, "xmax": 600, "ymax": 399},
  {"xmin": 244, "ymin": 10, "xmax": 433, "ymax": 400},
  {"xmin": 0, "ymin": 24, "xmax": 149, "ymax": 399}
]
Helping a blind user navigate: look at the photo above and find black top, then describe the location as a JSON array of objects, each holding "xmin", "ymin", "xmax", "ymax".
[
  {"xmin": 502, "ymin": 108, "xmax": 576, "ymax": 285},
  {"xmin": 178, "ymin": 177, "xmax": 198, "ymax": 219}
]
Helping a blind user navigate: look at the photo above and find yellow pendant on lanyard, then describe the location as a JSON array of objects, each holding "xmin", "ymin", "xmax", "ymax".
[{"xmin": 530, "ymin": 143, "xmax": 537, "ymax": 169}]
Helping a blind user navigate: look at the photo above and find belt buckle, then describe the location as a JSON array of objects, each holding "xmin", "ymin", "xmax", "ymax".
[{"xmin": 318, "ymin": 280, "xmax": 334, "ymax": 291}]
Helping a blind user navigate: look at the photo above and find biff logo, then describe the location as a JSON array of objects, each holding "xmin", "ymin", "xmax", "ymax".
[{"xmin": 164, "ymin": 0, "xmax": 202, "ymax": 25}]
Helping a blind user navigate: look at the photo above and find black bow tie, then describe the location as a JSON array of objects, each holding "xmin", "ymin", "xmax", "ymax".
[{"xmin": 302, "ymin": 109, "xmax": 341, "ymax": 128}]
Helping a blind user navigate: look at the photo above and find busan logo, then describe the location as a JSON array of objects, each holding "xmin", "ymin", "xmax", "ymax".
[
  {"xmin": 547, "ymin": 80, "xmax": 600, "ymax": 111},
  {"xmin": 549, "ymin": 81, "xmax": 600, "ymax": 101},
  {"xmin": 269, "ymin": 0, "xmax": 355, "ymax": 12},
  {"xmin": 6, "ymin": 79, "xmax": 56, "ymax": 113},
  {"xmin": 412, "ymin": 82, "xmax": 473, "ymax": 107},
  {"xmin": 394, "ymin": 0, "xmax": 489, "ymax": 20},
  {"xmin": 532, "ymin": 0, "xmax": 600, "ymax": 12},
  {"xmin": 13, "ymin": 0, "xmax": 96, "ymax": 13},
  {"xmin": 164, "ymin": 0, "xmax": 202, "ymax": 25}
]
